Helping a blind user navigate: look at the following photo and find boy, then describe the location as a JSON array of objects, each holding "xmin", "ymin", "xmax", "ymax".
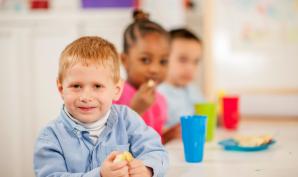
[
  {"xmin": 158, "ymin": 29, "xmax": 205, "ymax": 143},
  {"xmin": 34, "ymin": 36, "xmax": 168, "ymax": 177}
]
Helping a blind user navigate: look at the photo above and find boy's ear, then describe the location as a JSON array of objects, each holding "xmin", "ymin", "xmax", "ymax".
[
  {"xmin": 56, "ymin": 79, "xmax": 64, "ymax": 99},
  {"xmin": 112, "ymin": 79, "xmax": 124, "ymax": 101},
  {"xmin": 120, "ymin": 53, "xmax": 129, "ymax": 70}
]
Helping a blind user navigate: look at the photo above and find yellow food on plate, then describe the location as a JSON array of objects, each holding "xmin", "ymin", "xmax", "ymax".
[
  {"xmin": 113, "ymin": 151, "xmax": 134, "ymax": 163},
  {"xmin": 234, "ymin": 135, "xmax": 272, "ymax": 147}
]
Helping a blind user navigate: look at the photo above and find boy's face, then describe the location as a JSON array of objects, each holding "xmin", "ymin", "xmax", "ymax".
[
  {"xmin": 167, "ymin": 38, "xmax": 202, "ymax": 86},
  {"xmin": 57, "ymin": 63, "xmax": 122, "ymax": 123},
  {"xmin": 122, "ymin": 33, "xmax": 170, "ymax": 89}
]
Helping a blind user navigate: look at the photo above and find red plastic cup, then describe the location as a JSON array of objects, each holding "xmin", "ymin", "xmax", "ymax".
[
  {"xmin": 222, "ymin": 96, "xmax": 239, "ymax": 130},
  {"xmin": 30, "ymin": 0, "xmax": 49, "ymax": 9}
]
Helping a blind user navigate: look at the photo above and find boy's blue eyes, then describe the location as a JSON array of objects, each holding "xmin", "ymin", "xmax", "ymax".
[
  {"xmin": 95, "ymin": 84, "xmax": 103, "ymax": 88},
  {"xmin": 71, "ymin": 84, "xmax": 103, "ymax": 89},
  {"xmin": 73, "ymin": 84, "xmax": 81, "ymax": 88}
]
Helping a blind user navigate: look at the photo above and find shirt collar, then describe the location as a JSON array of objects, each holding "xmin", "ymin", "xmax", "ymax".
[
  {"xmin": 60, "ymin": 105, "xmax": 117, "ymax": 135},
  {"xmin": 63, "ymin": 106, "xmax": 110, "ymax": 130}
]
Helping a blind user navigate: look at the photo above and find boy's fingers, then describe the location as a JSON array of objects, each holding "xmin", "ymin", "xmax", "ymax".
[
  {"xmin": 106, "ymin": 151, "xmax": 121, "ymax": 161},
  {"xmin": 129, "ymin": 166, "xmax": 144, "ymax": 176},
  {"xmin": 111, "ymin": 165, "xmax": 129, "ymax": 177},
  {"xmin": 110, "ymin": 161, "xmax": 128, "ymax": 171},
  {"xmin": 128, "ymin": 159, "xmax": 142, "ymax": 168}
]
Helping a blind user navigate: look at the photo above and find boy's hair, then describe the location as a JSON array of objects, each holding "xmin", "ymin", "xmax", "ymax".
[
  {"xmin": 123, "ymin": 9, "xmax": 169, "ymax": 53},
  {"xmin": 169, "ymin": 28, "xmax": 202, "ymax": 44},
  {"xmin": 58, "ymin": 36, "xmax": 120, "ymax": 83}
]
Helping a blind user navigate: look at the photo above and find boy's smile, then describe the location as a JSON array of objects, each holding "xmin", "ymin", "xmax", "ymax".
[
  {"xmin": 77, "ymin": 106, "xmax": 97, "ymax": 114},
  {"xmin": 57, "ymin": 63, "xmax": 122, "ymax": 123},
  {"xmin": 78, "ymin": 106, "xmax": 96, "ymax": 112}
]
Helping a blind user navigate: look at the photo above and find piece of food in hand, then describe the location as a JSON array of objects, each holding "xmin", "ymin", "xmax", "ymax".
[
  {"xmin": 234, "ymin": 135, "xmax": 272, "ymax": 147},
  {"xmin": 147, "ymin": 79, "xmax": 155, "ymax": 87},
  {"xmin": 113, "ymin": 151, "xmax": 134, "ymax": 163}
]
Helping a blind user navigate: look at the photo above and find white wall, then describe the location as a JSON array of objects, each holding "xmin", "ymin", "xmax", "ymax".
[{"xmin": 204, "ymin": 0, "xmax": 298, "ymax": 116}]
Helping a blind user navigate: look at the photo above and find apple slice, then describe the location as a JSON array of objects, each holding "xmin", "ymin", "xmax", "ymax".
[
  {"xmin": 147, "ymin": 80, "xmax": 155, "ymax": 87},
  {"xmin": 113, "ymin": 151, "xmax": 134, "ymax": 163}
]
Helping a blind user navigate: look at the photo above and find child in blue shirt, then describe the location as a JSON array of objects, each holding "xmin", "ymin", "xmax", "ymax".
[
  {"xmin": 158, "ymin": 29, "xmax": 205, "ymax": 143},
  {"xmin": 34, "ymin": 36, "xmax": 168, "ymax": 177}
]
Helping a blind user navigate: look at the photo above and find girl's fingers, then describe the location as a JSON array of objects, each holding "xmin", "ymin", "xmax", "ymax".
[{"xmin": 142, "ymin": 81, "xmax": 156, "ymax": 91}]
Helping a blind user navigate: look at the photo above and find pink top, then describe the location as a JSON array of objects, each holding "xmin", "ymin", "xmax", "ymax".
[{"xmin": 114, "ymin": 82, "xmax": 167, "ymax": 135}]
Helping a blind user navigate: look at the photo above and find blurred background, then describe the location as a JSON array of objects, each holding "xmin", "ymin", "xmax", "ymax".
[{"xmin": 0, "ymin": 0, "xmax": 297, "ymax": 176}]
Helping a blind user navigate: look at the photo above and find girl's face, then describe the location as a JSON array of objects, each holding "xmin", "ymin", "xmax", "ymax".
[
  {"xmin": 122, "ymin": 33, "xmax": 170, "ymax": 89},
  {"xmin": 167, "ymin": 38, "xmax": 202, "ymax": 87}
]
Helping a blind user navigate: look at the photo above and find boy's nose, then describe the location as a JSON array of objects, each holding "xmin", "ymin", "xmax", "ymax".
[
  {"xmin": 79, "ymin": 96, "xmax": 92, "ymax": 102},
  {"xmin": 185, "ymin": 63, "xmax": 196, "ymax": 73},
  {"xmin": 79, "ymin": 90, "xmax": 93, "ymax": 102}
]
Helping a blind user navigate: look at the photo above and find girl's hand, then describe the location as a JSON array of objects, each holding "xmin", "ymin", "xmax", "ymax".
[
  {"xmin": 162, "ymin": 123, "xmax": 181, "ymax": 144},
  {"xmin": 100, "ymin": 151, "xmax": 129, "ymax": 177},
  {"xmin": 128, "ymin": 159, "xmax": 153, "ymax": 177},
  {"xmin": 130, "ymin": 81, "xmax": 155, "ymax": 115}
]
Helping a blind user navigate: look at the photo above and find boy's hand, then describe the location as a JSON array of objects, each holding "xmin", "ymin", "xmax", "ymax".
[
  {"xmin": 130, "ymin": 81, "xmax": 156, "ymax": 115},
  {"xmin": 100, "ymin": 151, "xmax": 129, "ymax": 177},
  {"xmin": 128, "ymin": 159, "xmax": 153, "ymax": 177}
]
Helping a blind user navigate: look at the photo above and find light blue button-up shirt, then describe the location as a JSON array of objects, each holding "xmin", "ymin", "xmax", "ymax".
[
  {"xmin": 34, "ymin": 105, "xmax": 168, "ymax": 177},
  {"xmin": 158, "ymin": 83, "xmax": 205, "ymax": 128}
]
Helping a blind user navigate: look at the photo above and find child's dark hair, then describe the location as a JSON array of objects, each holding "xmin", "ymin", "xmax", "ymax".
[
  {"xmin": 123, "ymin": 9, "xmax": 169, "ymax": 53},
  {"xmin": 169, "ymin": 28, "xmax": 202, "ymax": 44}
]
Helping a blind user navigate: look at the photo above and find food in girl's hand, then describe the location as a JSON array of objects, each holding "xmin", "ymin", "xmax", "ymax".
[
  {"xmin": 234, "ymin": 135, "xmax": 272, "ymax": 147},
  {"xmin": 147, "ymin": 80, "xmax": 155, "ymax": 87},
  {"xmin": 113, "ymin": 151, "xmax": 134, "ymax": 163}
]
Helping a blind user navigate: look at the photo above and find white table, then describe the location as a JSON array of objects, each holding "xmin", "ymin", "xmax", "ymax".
[{"xmin": 165, "ymin": 120, "xmax": 298, "ymax": 177}]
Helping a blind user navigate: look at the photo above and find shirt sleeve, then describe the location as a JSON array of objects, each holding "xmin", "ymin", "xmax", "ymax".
[
  {"xmin": 33, "ymin": 129, "xmax": 100, "ymax": 177},
  {"xmin": 158, "ymin": 84, "xmax": 180, "ymax": 128},
  {"xmin": 124, "ymin": 108, "xmax": 169, "ymax": 177}
]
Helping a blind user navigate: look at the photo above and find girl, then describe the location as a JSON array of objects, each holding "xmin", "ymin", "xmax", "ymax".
[{"xmin": 114, "ymin": 10, "xmax": 170, "ymax": 137}]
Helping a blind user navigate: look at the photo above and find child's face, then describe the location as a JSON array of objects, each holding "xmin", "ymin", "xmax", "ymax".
[
  {"xmin": 167, "ymin": 38, "xmax": 202, "ymax": 86},
  {"xmin": 57, "ymin": 63, "xmax": 122, "ymax": 123},
  {"xmin": 122, "ymin": 33, "xmax": 170, "ymax": 88}
]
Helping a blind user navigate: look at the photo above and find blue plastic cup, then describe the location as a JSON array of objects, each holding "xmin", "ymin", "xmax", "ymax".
[{"xmin": 180, "ymin": 115, "xmax": 207, "ymax": 163}]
